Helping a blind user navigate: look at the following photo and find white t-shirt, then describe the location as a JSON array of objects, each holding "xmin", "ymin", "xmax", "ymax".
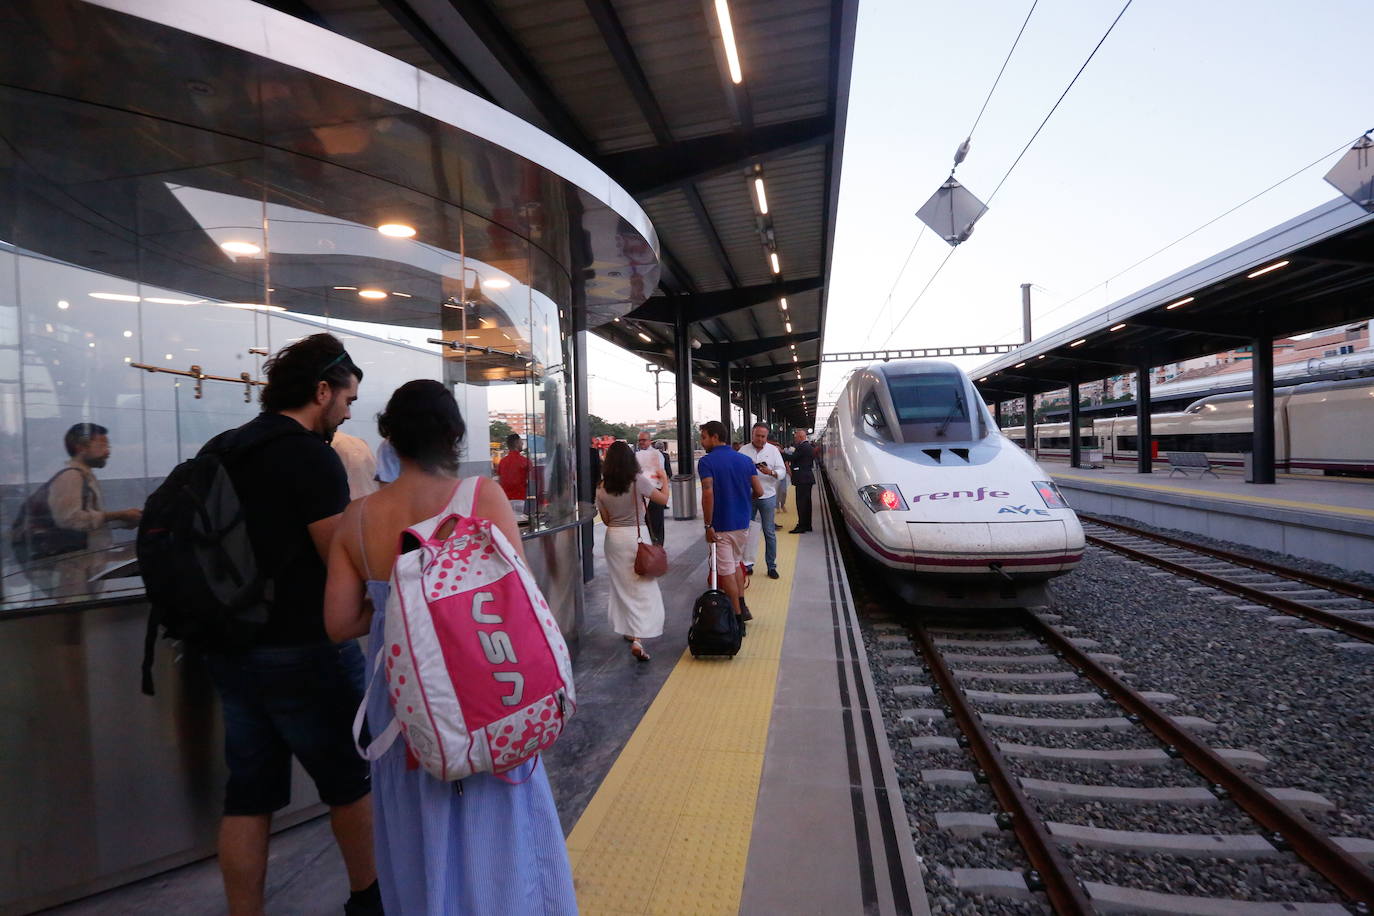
[
  {"xmin": 634, "ymin": 446, "xmax": 665, "ymax": 489},
  {"xmin": 738, "ymin": 441, "xmax": 785, "ymax": 499}
]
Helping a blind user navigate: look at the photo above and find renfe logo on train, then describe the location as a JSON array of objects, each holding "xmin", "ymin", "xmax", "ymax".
[{"xmin": 909, "ymin": 486, "xmax": 1010, "ymax": 502}]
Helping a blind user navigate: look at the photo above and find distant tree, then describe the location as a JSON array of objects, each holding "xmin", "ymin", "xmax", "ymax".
[{"xmin": 489, "ymin": 420, "xmax": 514, "ymax": 444}]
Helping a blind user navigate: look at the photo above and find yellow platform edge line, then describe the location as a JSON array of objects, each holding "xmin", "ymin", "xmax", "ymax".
[
  {"xmin": 568, "ymin": 525, "xmax": 802, "ymax": 916},
  {"xmin": 1052, "ymin": 469, "xmax": 1374, "ymax": 520}
]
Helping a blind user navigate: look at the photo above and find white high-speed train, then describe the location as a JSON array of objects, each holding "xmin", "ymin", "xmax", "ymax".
[
  {"xmin": 821, "ymin": 360, "xmax": 1084, "ymax": 607},
  {"xmin": 1002, "ymin": 376, "xmax": 1374, "ymax": 475}
]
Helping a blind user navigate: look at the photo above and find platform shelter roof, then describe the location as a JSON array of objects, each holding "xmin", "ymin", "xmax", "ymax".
[
  {"xmin": 266, "ymin": 0, "xmax": 858, "ymax": 427},
  {"xmin": 973, "ymin": 197, "xmax": 1374, "ymax": 403}
]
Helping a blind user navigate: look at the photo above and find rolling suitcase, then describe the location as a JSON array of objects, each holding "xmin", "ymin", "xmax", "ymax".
[{"xmin": 688, "ymin": 543, "xmax": 742, "ymax": 657}]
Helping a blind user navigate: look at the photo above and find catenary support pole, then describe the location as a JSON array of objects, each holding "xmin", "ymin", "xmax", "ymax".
[
  {"xmin": 673, "ymin": 300, "xmax": 694, "ymax": 477},
  {"xmin": 1136, "ymin": 362, "xmax": 1152, "ymax": 474},
  {"xmin": 1252, "ymin": 333, "xmax": 1276, "ymax": 484}
]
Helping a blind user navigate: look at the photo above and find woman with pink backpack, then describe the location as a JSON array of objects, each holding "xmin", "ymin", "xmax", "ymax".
[{"xmin": 324, "ymin": 380, "xmax": 576, "ymax": 915}]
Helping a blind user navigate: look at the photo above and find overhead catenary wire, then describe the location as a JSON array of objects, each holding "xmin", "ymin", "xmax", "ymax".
[
  {"xmin": 989, "ymin": 128, "xmax": 1374, "ymax": 343},
  {"xmin": 878, "ymin": 0, "xmax": 1134, "ymax": 349}
]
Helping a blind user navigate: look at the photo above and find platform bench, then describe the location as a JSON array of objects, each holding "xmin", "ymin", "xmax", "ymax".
[{"xmin": 1166, "ymin": 451, "xmax": 1219, "ymax": 478}]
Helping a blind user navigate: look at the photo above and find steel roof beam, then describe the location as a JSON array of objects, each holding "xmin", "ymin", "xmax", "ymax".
[
  {"xmin": 748, "ymin": 359, "xmax": 820, "ymax": 379},
  {"xmin": 625, "ymin": 276, "xmax": 823, "ymax": 324},
  {"xmin": 596, "ymin": 117, "xmax": 833, "ymax": 197},
  {"xmin": 696, "ymin": 331, "xmax": 820, "ymax": 362}
]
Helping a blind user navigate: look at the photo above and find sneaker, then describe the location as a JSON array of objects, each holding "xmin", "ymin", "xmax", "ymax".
[
  {"xmin": 767, "ymin": 568, "xmax": 779, "ymax": 579},
  {"xmin": 788, "ymin": 526, "xmax": 807, "ymax": 534}
]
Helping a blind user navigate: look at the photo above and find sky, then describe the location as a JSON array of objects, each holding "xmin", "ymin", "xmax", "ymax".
[{"xmin": 586, "ymin": 0, "xmax": 1374, "ymax": 430}]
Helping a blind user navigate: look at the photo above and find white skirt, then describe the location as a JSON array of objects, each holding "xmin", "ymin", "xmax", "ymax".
[{"xmin": 603, "ymin": 525, "xmax": 665, "ymax": 639}]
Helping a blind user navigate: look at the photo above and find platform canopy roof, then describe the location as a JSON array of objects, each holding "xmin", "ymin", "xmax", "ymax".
[
  {"xmin": 972, "ymin": 197, "xmax": 1374, "ymax": 403},
  {"xmin": 267, "ymin": 0, "xmax": 858, "ymax": 427}
]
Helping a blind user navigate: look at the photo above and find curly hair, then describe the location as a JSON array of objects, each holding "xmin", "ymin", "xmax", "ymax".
[{"xmin": 260, "ymin": 333, "xmax": 363, "ymax": 411}]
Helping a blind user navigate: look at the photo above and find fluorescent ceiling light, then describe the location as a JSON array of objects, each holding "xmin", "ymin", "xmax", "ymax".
[
  {"xmin": 1247, "ymin": 260, "xmax": 1289, "ymax": 279},
  {"xmin": 979, "ymin": 377, "xmax": 988, "ymax": 382},
  {"xmin": 1070, "ymin": 338, "xmax": 1087, "ymax": 347},
  {"xmin": 57, "ymin": 300, "xmax": 70, "ymax": 309},
  {"xmin": 753, "ymin": 177, "xmax": 768, "ymax": 214},
  {"xmin": 483, "ymin": 278, "xmax": 512, "ymax": 290},
  {"xmin": 1164, "ymin": 296, "xmax": 1194, "ymax": 310},
  {"xmin": 145, "ymin": 296, "xmax": 202, "ymax": 305},
  {"xmin": 715, "ymin": 0, "xmax": 743, "ymax": 84},
  {"xmin": 220, "ymin": 302, "xmax": 286, "ymax": 312},
  {"xmin": 637, "ymin": 332, "xmax": 653, "ymax": 342},
  {"xmin": 377, "ymin": 223, "xmax": 416, "ymax": 238},
  {"xmin": 785, "ymin": 321, "xmax": 792, "ymax": 332},
  {"xmin": 334, "ymin": 286, "xmax": 358, "ymax": 291},
  {"xmin": 1110, "ymin": 323, "xmax": 1126, "ymax": 331},
  {"xmin": 89, "ymin": 292, "xmax": 140, "ymax": 302},
  {"xmin": 1037, "ymin": 355, "xmax": 1046, "ymax": 359},
  {"xmin": 769, "ymin": 251, "xmax": 780, "ymax": 274},
  {"xmin": 391, "ymin": 292, "xmax": 413, "ymax": 298},
  {"xmin": 220, "ymin": 240, "xmax": 261, "ymax": 256},
  {"xmin": 358, "ymin": 289, "xmax": 388, "ymax": 300},
  {"xmin": 1015, "ymin": 362, "xmax": 1026, "ymax": 368},
  {"xmin": 779, "ymin": 298, "xmax": 788, "ymax": 310}
]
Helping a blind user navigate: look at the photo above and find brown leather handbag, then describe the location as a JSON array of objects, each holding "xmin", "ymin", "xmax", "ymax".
[{"xmin": 634, "ymin": 498, "xmax": 668, "ymax": 578}]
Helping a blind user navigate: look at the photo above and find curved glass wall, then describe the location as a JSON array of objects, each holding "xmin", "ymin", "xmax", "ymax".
[{"xmin": 0, "ymin": 3, "xmax": 652, "ymax": 612}]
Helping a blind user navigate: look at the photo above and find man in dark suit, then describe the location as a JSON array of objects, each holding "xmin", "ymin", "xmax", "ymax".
[{"xmin": 787, "ymin": 428, "xmax": 815, "ymax": 534}]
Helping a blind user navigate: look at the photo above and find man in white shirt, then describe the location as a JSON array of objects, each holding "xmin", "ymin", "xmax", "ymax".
[
  {"xmin": 635, "ymin": 430, "xmax": 667, "ymax": 545},
  {"xmin": 738, "ymin": 423, "xmax": 785, "ymax": 579}
]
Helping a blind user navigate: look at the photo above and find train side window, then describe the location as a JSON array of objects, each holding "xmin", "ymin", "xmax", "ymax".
[{"xmin": 861, "ymin": 392, "xmax": 888, "ymax": 432}]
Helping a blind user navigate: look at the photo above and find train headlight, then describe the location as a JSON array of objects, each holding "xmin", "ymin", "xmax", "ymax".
[
  {"xmin": 859, "ymin": 484, "xmax": 908, "ymax": 513},
  {"xmin": 1033, "ymin": 480, "xmax": 1069, "ymax": 509}
]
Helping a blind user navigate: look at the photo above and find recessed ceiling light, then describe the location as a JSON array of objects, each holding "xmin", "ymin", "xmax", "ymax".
[
  {"xmin": 57, "ymin": 300, "xmax": 70, "ymax": 309},
  {"xmin": 483, "ymin": 278, "xmax": 511, "ymax": 290},
  {"xmin": 220, "ymin": 240, "xmax": 261, "ymax": 256},
  {"xmin": 358, "ymin": 289, "xmax": 388, "ymax": 300},
  {"xmin": 89, "ymin": 292, "xmax": 141, "ymax": 302},
  {"xmin": 123, "ymin": 330, "xmax": 133, "ymax": 338},
  {"xmin": 164, "ymin": 353, "xmax": 174, "ymax": 360},
  {"xmin": 377, "ymin": 223, "xmax": 416, "ymax": 238}
]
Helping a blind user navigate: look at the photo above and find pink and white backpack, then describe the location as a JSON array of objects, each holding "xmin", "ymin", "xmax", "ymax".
[{"xmin": 354, "ymin": 477, "xmax": 575, "ymax": 779}]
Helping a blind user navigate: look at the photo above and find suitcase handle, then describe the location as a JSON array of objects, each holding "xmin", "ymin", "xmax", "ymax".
[{"xmin": 709, "ymin": 541, "xmax": 717, "ymax": 591}]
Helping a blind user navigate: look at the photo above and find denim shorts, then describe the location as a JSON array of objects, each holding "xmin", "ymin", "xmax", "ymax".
[{"xmin": 206, "ymin": 641, "xmax": 370, "ymax": 816}]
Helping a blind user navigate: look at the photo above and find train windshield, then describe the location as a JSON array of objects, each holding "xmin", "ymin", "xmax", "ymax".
[{"xmin": 887, "ymin": 371, "xmax": 980, "ymax": 440}]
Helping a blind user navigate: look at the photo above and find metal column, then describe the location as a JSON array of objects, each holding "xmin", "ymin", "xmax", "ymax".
[
  {"xmin": 1252, "ymin": 334, "xmax": 1276, "ymax": 484},
  {"xmin": 719, "ymin": 361, "xmax": 732, "ymax": 438},
  {"xmin": 673, "ymin": 301, "xmax": 694, "ymax": 475},
  {"xmin": 993, "ymin": 400, "xmax": 1002, "ymax": 428},
  {"xmin": 574, "ymin": 325, "xmax": 594, "ymax": 583},
  {"xmin": 1025, "ymin": 392, "xmax": 1036, "ymax": 454},
  {"xmin": 1136, "ymin": 363, "xmax": 1152, "ymax": 474},
  {"xmin": 740, "ymin": 371, "xmax": 751, "ymax": 433},
  {"xmin": 1068, "ymin": 378, "xmax": 1082, "ymax": 469}
]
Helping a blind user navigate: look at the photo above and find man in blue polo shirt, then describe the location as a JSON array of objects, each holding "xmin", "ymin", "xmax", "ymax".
[{"xmin": 698, "ymin": 420, "xmax": 763, "ymax": 632}]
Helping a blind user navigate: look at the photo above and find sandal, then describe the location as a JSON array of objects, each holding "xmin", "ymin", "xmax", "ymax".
[{"xmin": 630, "ymin": 639, "xmax": 650, "ymax": 661}]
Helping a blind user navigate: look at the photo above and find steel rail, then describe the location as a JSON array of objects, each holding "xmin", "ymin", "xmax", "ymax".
[
  {"xmin": 1083, "ymin": 530, "xmax": 1374, "ymax": 645},
  {"xmin": 1083, "ymin": 514, "xmax": 1374, "ymax": 604},
  {"xmin": 910, "ymin": 621, "xmax": 1094, "ymax": 915},
  {"xmin": 1022, "ymin": 610, "xmax": 1374, "ymax": 907}
]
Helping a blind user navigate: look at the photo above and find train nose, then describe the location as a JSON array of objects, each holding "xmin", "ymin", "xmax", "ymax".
[{"xmin": 906, "ymin": 519, "xmax": 1078, "ymax": 574}]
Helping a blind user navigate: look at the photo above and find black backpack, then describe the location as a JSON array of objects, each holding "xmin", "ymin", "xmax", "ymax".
[
  {"xmin": 688, "ymin": 544, "xmax": 742, "ymax": 658},
  {"xmin": 137, "ymin": 424, "xmax": 307, "ymax": 695},
  {"xmin": 9, "ymin": 467, "xmax": 92, "ymax": 564}
]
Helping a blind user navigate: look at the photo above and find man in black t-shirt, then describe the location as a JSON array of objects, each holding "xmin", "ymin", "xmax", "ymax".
[
  {"xmin": 787, "ymin": 428, "xmax": 817, "ymax": 534},
  {"xmin": 201, "ymin": 333, "xmax": 381, "ymax": 916}
]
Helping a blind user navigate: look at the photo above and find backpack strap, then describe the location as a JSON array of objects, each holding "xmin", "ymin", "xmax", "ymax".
[
  {"xmin": 455, "ymin": 475, "xmax": 482, "ymax": 516},
  {"xmin": 353, "ymin": 648, "xmax": 402, "ymax": 761},
  {"xmin": 398, "ymin": 477, "xmax": 473, "ymax": 547}
]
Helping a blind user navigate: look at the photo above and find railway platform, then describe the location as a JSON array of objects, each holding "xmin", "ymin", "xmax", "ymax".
[
  {"xmin": 1043, "ymin": 459, "xmax": 1374, "ymax": 575},
  {"xmin": 45, "ymin": 504, "xmax": 928, "ymax": 915}
]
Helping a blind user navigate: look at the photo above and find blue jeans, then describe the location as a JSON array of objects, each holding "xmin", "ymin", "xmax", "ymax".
[{"xmin": 748, "ymin": 495, "xmax": 778, "ymax": 571}]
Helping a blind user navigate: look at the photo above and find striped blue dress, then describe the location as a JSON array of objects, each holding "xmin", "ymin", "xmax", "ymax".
[{"xmin": 365, "ymin": 580, "xmax": 578, "ymax": 915}]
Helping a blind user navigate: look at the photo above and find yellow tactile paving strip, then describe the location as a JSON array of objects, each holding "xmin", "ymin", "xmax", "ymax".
[
  {"xmin": 568, "ymin": 526, "xmax": 802, "ymax": 915},
  {"xmin": 1053, "ymin": 469, "xmax": 1374, "ymax": 520}
]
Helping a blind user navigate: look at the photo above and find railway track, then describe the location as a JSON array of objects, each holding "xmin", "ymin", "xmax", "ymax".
[
  {"xmin": 887, "ymin": 609, "xmax": 1374, "ymax": 913},
  {"xmin": 818, "ymin": 480, "xmax": 1374, "ymax": 913},
  {"xmin": 1080, "ymin": 515, "xmax": 1374, "ymax": 646}
]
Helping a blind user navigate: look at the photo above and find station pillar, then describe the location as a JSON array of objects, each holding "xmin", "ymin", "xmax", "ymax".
[
  {"xmin": 740, "ymin": 371, "xmax": 751, "ymax": 433},
  {"xmin": 719, "ymin": 361, "xmax": 732, "ymax": 438},
  {"xmin": 1251, "ymin": 333, "xmax": 1276, "ymax": 484},
  {"xmin": 1136, "ymin": 363, "xmax": 1152, "ymax": 474},
  {"xmin": 1068, "ymin": 379, "xmax": 1082, "ymax": 469},
  {"xmin": 1025, "ymin": 391, "xmax": 1036, "ymax": 454},
  {"xmin": 673, "ymin": 300, "xmax": 694, "ymax": 476}
]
